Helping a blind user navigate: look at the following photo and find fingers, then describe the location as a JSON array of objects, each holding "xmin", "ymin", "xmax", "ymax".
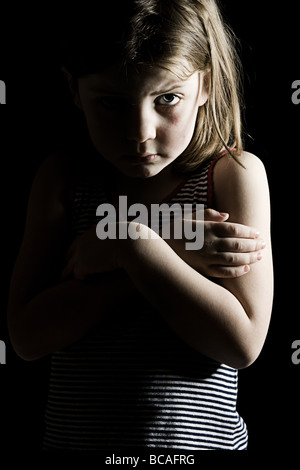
[
  {"xmin": 192, "ymin": 214, "xmax": 266, "ymax": 279},
  {"xmin": 212, "ymin": 250, "xmax": 263, "ymax": 266},
  {"xmin": 204, "ymin": 209, "xmax": 229, "ymax": 222},
  {"xmin": 215, "ymin": 237, "xmax": 266, "ymax": 253},
  {"xmin": 212, "ymin": 220, "xmax": 260, "ymax": 240},
  {"xmin": 208, "ymin": 264, "xmax": 251, "ymax": 279},
  {"xmin": 184, "ymin": 208, "xmax": 226, "ymax": 222},
  {"xmin": 200, "ymin": 239, "xmax": 265, "ymax": 279},
  {"xmin": 202, "ymin": 238, "xmax": 265, "ymax": 278},
  {"xmin": 204, "ymin": 219, "xmax": 265, "ymax": 254}
]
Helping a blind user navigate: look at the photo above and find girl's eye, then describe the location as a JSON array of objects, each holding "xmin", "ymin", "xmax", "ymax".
[{"xmin": 156, "ymin": 94, "xmax": 181, "ymax": 106}]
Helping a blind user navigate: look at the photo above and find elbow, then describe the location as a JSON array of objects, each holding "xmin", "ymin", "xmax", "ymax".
[
  {"xmin": 10, "ymin": 337, "xmax": 47, "ymax": 362},
  {"xmin": 12, "ymin": 347, "xmax": 38, "ymax": 362},
  {"xmin": 230, "ymin": 354, "xmax": 257, "ymax": 371},
  {"xmin": 8, "ymin": 329, "xmax": 41, "ymax": 362},
  {"xmin": 225, "ymin": 313, "xmax": 270, "ymax": 370},
  {"xmin": 229, "ymin": 341, "xmax": 263, "ymax": 370},
  {"xmin": 7, "ymin": 314, "xmax": 46, "ymax": 362}
]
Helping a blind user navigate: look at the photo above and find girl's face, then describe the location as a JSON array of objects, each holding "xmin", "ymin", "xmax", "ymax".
[{"xmin": 75, "ymin": 62, "xmax": 208, "ymax": 179}]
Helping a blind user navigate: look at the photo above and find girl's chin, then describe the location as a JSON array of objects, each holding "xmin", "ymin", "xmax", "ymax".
[
  {"xmin": 121, "ymin": 158, "xmax": 178, "ymax": 180},
  {"xmin": 119, "ymin": 162, "xmax": 166, "ymax": 179},
  {"xmin": 123, "ymin": 166, "xmax": 158, "ymax": 179}
]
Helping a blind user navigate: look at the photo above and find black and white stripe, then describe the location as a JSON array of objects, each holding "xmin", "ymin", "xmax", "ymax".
[{"xmin": 43, "ymin": 160, "xmax": 248, "ymax": 450}]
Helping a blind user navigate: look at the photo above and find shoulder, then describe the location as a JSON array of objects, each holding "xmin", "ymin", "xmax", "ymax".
[
  {"xmin": 212, "ymin": 151, "xmax": 271, "ymax": 226},
  {"xmin": 25, "ymin": 150, "xmax": 75, "ymax": 234},
  {"xmin": 214, "ymin": 151, "xmax": 267, "ymax": 184},
  {"xmin": 33, "ymin": 150, "xmax": 73, "ymax": 192},
  {"xmin": 30, "ymin": 150, "xmax": 75, "ymax": 207}
]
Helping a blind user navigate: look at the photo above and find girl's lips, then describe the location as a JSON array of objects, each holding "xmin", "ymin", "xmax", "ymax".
[{"xmin": 124, "ymin": 154, "xmax": 158, "ymax": 163}]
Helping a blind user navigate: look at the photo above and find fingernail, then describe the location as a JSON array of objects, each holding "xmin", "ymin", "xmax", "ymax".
[
  {"xmin": 261, "ymin": 241, "xmax": 266, "ymax": 248},
  {"xmin": 244, "ymin": 265, "xmax": 250, "ymax": 273},
  {"xmin": 257, "ymin": 252, "xmax": 263, "ymax": 261}
]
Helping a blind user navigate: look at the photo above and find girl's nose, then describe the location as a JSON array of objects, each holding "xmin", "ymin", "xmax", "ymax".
[{"xmin": 125, "ymin": 105, "xmax": 156, "ymax": 143}]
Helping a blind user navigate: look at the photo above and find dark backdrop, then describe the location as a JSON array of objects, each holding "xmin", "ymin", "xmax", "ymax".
[{"xmin": 0, "ymin": 1, "xmax": 299, "ymax": 460}]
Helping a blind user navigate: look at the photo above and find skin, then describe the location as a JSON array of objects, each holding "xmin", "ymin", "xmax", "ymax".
[
  {"xmin": 75, "ymin": 63, "xmax": 207, "ymax": 182},
  {"xmin": 7, "ymin": 62, "xmax": 273, "ymax": 368}
]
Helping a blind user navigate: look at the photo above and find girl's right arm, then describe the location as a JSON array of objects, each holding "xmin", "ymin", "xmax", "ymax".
[{"xmin": 7, "ymin": 153, "xmax": 133, "ymax": 361}]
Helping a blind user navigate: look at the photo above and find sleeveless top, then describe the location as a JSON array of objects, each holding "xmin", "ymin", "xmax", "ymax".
[{"xmin": 42, "ymin": 154, "xmax": 248, "ymax": 450}]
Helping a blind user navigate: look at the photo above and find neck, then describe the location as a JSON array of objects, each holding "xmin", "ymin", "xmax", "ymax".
[{"xmin": 113, "ymin": 165, "xmax": 186, "ymax": 206}]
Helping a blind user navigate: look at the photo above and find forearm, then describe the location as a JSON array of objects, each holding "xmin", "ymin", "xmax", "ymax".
[
  {"xmin": 8, "ymin": 272, "xmax": 132, "ymax": 361},
  {"xmin": 121, "ymin": 228, "xmax": 255, "ymax": 369}
]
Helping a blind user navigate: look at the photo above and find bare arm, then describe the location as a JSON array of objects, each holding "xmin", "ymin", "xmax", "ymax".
[
  {"xmin": 8, "ymin": 274, "xmax": 133, "ymax": 361},
  {"xmin": 63, "ymin": 152, "xmax": 273, "ymax": 369},
  {"xmin": 115, "ymin": 152, "xmax": 273, "ymax": 369},
  {"xmin": 7, "ymin": 153, "xmax": 133, "ymax": 361}
]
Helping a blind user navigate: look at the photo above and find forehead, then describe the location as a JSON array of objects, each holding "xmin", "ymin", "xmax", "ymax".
[{"xmin": 78, "ymin": 62, "xmax": 198, "ymax": 95}]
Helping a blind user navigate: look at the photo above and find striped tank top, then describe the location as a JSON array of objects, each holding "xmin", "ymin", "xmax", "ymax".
[{"xmin": 42, "ymin": 155, "xmax": 248, "ymax": 450}]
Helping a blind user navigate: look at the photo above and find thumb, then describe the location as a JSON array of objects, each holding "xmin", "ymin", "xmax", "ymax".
[{"xmin": 204, "ymin": 208, "xmax": 229, "ymax": 222}]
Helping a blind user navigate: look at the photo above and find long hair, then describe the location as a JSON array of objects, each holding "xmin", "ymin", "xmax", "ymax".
[{"xmin": 60, "ymin": 0, "xmax": 244, "ymax": 171}]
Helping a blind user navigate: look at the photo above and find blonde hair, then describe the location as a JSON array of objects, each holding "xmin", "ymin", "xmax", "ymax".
[{"xmin": 62, "ymin": 0, "xmax": 244, "ymax": 171}]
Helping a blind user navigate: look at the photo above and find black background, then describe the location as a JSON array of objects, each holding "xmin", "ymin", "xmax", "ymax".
[{"xmin": 0, "ymin": 1, "xmax": 299, "ymax": 460}]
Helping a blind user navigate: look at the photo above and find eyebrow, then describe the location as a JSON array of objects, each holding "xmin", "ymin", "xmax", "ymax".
[
  {"xmin": 89, "ymin": 82, "xmax": 186, "ymax": 96},
  {"xmin": 90, "ymin": 89, "xmax": 125, "ymax": 95},
  {"xmin": 149, "ymin": 83, "xmax": 186, "ymax": 96}
]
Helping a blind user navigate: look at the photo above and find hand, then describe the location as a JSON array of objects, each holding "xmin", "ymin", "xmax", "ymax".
[
  {"xmin": 199, "ymin": 209, "xmax": 265, "ymax": 277},
  {"xmin": 168, "ymin": 209, "xmax": 266, "ymax": 278},
  {"xmin": 61, "ymin": 226, "xmax": 120, "ymax": 281}
]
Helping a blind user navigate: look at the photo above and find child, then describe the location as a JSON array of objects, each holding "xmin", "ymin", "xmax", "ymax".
[{"xmin": 7, "ymin": 0, "xmax": 273, "ymax": 450}]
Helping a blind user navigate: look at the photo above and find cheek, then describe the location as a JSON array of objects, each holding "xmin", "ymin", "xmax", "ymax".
[
  {"xmin": 84, "ymin": 110, "xmax": 120, "ymax": 148},
  {"xmin": 166, "ymin": 109, "xmax": 197, "ymax": 144},
  {"xmin": 167, "ymin": 111, "xmax": 181, "ymax": 127}
]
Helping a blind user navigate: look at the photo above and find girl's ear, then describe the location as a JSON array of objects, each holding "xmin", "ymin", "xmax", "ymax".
[
  {"xmin": 61, "ymin": 66, "xmax": 83, "ymax": 110},
  {"xmin": 197, "ymin": 72, "xmax": 210, "ymax": 107}
]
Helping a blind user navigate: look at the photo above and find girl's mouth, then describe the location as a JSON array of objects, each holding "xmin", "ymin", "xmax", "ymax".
[{"xmin": 124, "ymin": 154, "xmax": 159, "ymax": 163}]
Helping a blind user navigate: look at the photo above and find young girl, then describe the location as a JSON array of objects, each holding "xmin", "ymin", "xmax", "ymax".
[{"xmin": 7, "ymin": 0, "xmax": 273, "ymax": 450}]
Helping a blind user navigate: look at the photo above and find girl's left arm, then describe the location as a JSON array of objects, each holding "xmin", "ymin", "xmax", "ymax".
[{"xmin": 117, "ymin": 152, "xmax": 273, "ymax": 369}]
